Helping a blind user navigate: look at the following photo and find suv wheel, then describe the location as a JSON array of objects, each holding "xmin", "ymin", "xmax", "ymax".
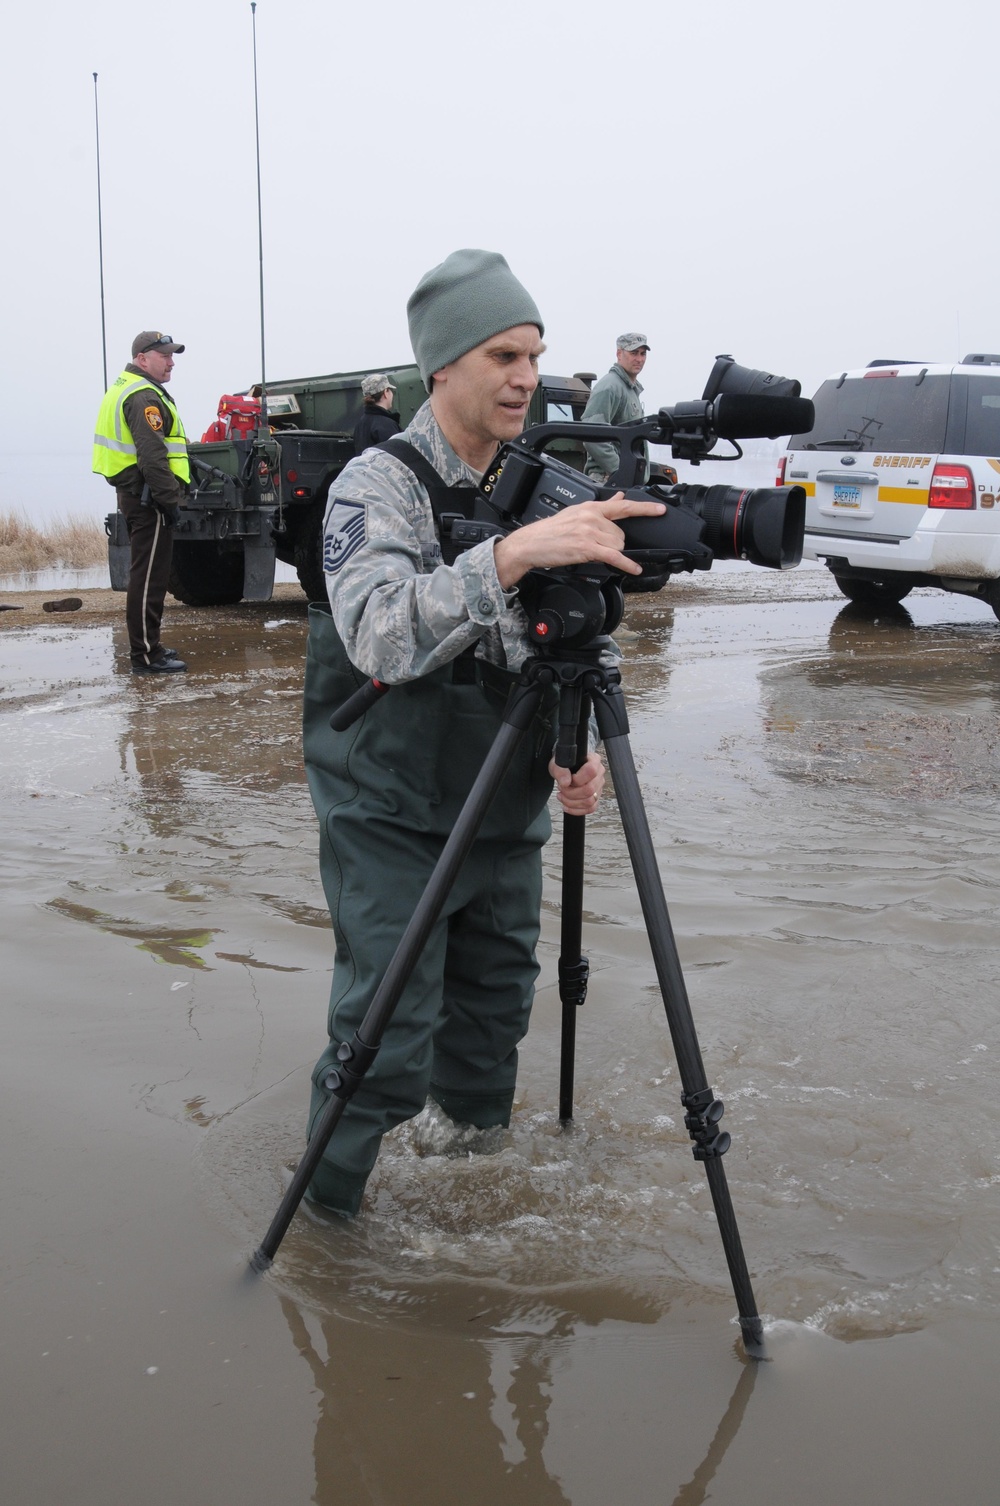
[
  {"xmin": 981, "ymin": 580, "xmax": 1000, "ymax": 625},
  {"xmin": 832, "ymin": 573, "xmax": 913, "ymax": 607}
]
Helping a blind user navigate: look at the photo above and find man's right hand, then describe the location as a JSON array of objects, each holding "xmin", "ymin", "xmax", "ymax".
[{"xmin": 492, "ymin": 493, "xmax": 666, "ymax": 590}]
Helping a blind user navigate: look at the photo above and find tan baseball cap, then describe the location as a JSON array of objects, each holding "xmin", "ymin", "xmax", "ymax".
[{"xmin": 132, "ymin": 331, "xmax": 186, "ymax": 357}]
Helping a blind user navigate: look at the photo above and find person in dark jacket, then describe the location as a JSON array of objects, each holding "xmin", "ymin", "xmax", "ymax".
[{"xmin": 352, "ymin": 373, "xmax": 401, "ymax": 454}]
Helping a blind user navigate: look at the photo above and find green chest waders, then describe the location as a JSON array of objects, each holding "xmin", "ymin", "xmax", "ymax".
[{"xmin": 303, "ymin": 604, "xmax": 556, "ymax": 1212}]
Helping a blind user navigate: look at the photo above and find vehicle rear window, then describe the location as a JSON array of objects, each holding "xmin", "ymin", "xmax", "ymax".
[
  {"xmin": 790, "ymin": 374, "xmax": 951, "ymax": 452},
  {"xmin": 962, "ymin": 379, "xmax": 1000, "ymax": 455}
]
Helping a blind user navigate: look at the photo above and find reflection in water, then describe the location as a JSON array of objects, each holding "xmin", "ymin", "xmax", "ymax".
[
  {"xmin": 214, "ymin": 950, "xmax": 304, "ymax": 971},
  {"xmin": 826, "ymin": 600, "xmax": 914, "ymax": 643},
  {"xmin": 46, "ymin": 895, "xmax": 216, "ymax": 968},
  {"xmin": 276, "ymin": 1259, "xmax": 759, "ymax": 1506},
  {"xmin": 111, "ymin": 613, "xmax": 308, "ymax": 809},
  {"xmin": 823, "ymin": 601, "xmax": 1000, "ymax": 706},
  {"xmin": 615, "ymin": 601, "xmax": 676, "ymax": 707},
  {"xmin": 759, "ymin": 603, "xmax": 1000, "ymax": 795},
  {"xmin": 104, "ymin": 615, "xmax": 323, "ymax": 957},
  {"xmin": 280, "ymin": 1294, "xmax": 572, "ymax": 1505},
  {"xmin": 272, "ymin": 1245, "xmax": 672, "ymax": 1506},
  {"xmin": 671, "ymin": 1353, "xmax": 758, "ymax": 1506}
]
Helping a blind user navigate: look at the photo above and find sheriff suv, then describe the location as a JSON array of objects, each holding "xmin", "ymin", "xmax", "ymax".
[{"xmin": 779, "ymin": 355, "xmax": 1000, "ymax": 620}]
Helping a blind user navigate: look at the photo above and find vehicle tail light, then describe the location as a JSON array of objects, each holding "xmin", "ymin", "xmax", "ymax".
[
  {"xmin": 928, "ymin": 463, "xmax": 975, "ymax": 509},
  {"xmin": 775, "ymin": 455, "xmax": 787, "ymax": 486}
]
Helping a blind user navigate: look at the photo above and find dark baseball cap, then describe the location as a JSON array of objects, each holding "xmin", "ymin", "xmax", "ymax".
[{"xmin": 132, "ymin": 331, "xmax": 186, "ymax": 357}]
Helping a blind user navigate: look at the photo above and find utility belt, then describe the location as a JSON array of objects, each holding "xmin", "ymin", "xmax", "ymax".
[{"xmin": 449, "ymin": 644, "xmax": 520, "ymax": 706}]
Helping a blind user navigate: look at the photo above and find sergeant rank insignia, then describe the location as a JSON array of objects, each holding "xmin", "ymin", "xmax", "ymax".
[{"xmin": 323, "ymin": 499, "xmax": 367, "ymax": 574}]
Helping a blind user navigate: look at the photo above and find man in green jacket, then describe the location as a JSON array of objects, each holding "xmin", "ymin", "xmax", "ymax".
[
  {"xmin": 93, "ymin": 332, "xmax": 190, "ymax": 674},
  {"xmin": 582, "ymin": 332, "xmax": 651, "ymax": 485}
]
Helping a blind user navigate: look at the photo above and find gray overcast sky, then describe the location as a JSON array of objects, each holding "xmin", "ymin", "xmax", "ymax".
[{"xmin": 3, "ymin": 0, "xmax": 994, "ymax": 522}]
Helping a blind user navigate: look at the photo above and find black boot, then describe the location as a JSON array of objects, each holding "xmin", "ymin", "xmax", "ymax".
[{"xmin": 131, "ymin": 648, "xmax": 187, "ymax": 675}]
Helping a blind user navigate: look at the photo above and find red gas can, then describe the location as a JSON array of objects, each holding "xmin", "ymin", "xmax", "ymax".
[{"xmin": 200, "ymin": 393, "xmax": 262, "ymax": 442}]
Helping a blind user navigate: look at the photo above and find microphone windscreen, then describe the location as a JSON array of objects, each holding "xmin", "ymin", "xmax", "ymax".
[{"xmin": 713, "ymin": 395, "xmax": 815, "ymax": 440}]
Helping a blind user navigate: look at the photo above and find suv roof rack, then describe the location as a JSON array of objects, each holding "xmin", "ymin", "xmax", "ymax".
[
  {"xmin": 866, "ymin": 359, "xmax": 929, "ymax": 368},
  {"xmin": 961, "ymin": 353, "xmax": 1000, "ymax": 366}
]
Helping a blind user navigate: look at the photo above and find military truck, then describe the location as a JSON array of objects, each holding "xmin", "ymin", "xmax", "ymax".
[{"xmin": 104, "ymin": 364, "xmax": 599, "ymax": 606}]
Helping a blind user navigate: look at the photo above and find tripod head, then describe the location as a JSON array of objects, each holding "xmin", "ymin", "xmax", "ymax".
[{"xmin": 517, "ymin": 568, "xmax": 625, "ymax": 652}]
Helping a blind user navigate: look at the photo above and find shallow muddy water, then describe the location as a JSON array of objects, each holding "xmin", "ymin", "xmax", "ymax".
[{"xmin": 2, "ymin": 573, "xmax": 999, "ymax": 1503}]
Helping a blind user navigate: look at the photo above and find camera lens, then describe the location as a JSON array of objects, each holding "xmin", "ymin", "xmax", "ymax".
[
  {"xmin": 620, "ymin": 483, "xmax": 805, "ymax": 572},
  {"xmin": 680, "ymin": 483, "xmax": 805, "ymax": 569}
]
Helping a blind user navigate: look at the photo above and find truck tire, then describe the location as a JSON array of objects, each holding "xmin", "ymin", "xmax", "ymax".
[
  {"xmin": 293, "ymin": 503, "xmax": 327, "ymax": 602},
  {"xmin": 832, "ymin": 573, "xmax": 913, "ymax": 607},
  {"xmin": 982, "ymin": 579, "xmax": 1000, "ymax": 624},
  {"xmin": 168, "ymin": 540, "xmax": 245, "ymax": 607}
]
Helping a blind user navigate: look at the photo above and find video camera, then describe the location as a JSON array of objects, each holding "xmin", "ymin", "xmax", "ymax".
[{"xmin": 446, "ymin": 357, "xmax": 813, "ymax": 649}]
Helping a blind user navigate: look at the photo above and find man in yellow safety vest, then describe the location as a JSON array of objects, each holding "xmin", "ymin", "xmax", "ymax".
[{"xmin": 93, "ymin": 331, "xmax": 191, "ymax": 673}]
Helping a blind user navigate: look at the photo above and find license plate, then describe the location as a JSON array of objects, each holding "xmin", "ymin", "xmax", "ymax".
[{"xmin": 832, "ymin": 484, "xmax": 862, "ymax": 509}]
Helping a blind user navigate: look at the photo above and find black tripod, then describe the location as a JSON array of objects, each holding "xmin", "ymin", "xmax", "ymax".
[{"xmin": 252, "ymin": 648, "xmax": 765, "ymax": 1359}]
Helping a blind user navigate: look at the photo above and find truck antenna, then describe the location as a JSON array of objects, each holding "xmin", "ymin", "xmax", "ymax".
[
  {"xmin": 92, "ymin": 71, "xmax": 108, "ymax": 391},
  {"xmin": 250, "ymin": 2, "xmax": 268, "ymax": 428}
]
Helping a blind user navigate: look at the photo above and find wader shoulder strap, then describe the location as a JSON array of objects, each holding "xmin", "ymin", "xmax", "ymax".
[
  {"xmin": 379, "ymin": 436, "xmax": 477, "ymax": 564},
  {"xmin": 378, "ymin": 437, "xmax": 494, "ymax": 682}
]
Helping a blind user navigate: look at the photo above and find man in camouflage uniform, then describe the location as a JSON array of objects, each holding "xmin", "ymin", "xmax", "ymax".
[
  {"xmin": 303, "ymin": 250, "xmax": 665, "ymax": 1215},
  {"xmin": 582, "ymin": 333, "xmax": 651, "ymax": 485}
]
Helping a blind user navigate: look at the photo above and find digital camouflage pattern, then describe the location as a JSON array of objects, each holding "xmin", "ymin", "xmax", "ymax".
[{"xmin": 322, "ymin": 399, "xmax": 535, "ymax": 682}]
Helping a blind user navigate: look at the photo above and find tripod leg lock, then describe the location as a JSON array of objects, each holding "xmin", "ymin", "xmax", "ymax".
[
  {"xmin": 322, "ymin": 1034, "xmax": 379, "ymax": 1103},
  {"xmin": 681, "ymin": 1086, "xmax": 732, "ymax": 1161},
  {"xmin": 558, "ymin": 957, "xmax": 590, "ymax": 1007}
]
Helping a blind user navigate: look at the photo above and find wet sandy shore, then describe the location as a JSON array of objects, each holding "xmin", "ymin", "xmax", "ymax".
[
  {"xmin": 0, "ymin": 580, "xmax": 307, "ymax": 629},
  {"xmin": 3, "ymin": 568, "xmax": 999, "ymax": 1504}
]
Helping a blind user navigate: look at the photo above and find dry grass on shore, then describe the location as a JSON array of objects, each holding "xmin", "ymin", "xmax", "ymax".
[{"xmin": 0, "ymin": 510, "xmax": 107, "ymax": 574}]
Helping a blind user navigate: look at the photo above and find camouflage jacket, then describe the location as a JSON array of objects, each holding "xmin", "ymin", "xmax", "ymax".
[
  {"xmin": 322, "ymin": 400, "xmax": 532, "ymax": 683},
  {"xmin": 581, "ymin": 363, "xmax": 646, "ymax": 483}
]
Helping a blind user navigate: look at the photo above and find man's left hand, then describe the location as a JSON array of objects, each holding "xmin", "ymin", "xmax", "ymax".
[
  {"xmin": 154, "ymin": 501, "xmax": 179, "ymax": 528},
  {"xmin": 549, "ymin": 749, "xmax": 606, "ymax": 816}
]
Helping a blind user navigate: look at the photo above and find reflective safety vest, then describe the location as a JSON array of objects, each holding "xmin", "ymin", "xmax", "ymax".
[{"xmin": 92, "ymin": 368, "xmax": 191, "ymax": 484}]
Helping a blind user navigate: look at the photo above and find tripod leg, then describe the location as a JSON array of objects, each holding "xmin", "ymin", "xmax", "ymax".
[
  {"xmin": 558, "ymin": 812, "xmax": 588, "ymax": 1121},
  {"xmin": 592, "ymin": 684, "xmax": 765, "ymax": 1358},
  {"xmin": 557, "ymin": 696, "xmax": 593, "ymax": 1122},
  {"xmin": 252, "ymin": 680, "xmax": 545, "ymax": 1270}
]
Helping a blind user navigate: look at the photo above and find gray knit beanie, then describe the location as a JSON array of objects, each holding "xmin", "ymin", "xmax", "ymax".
[{"xmin": 407, "ymin": 249, "xmax": 544, "ymax": 385}]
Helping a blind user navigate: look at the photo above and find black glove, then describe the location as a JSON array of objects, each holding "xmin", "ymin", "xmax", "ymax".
[{"xmin": 153, "ymin": 501, "xmax": 179, "ymax": 529}]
